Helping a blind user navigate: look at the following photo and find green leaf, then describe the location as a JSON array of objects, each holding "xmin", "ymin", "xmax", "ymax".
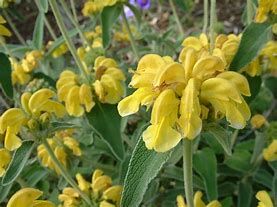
[
  {"xmin": 2, "ymin": 141, "xmax": 35, "ymax": 185},
  {"xmin": 121, "ymin": 137, "xmax": 172, "ymax": 207},
  {"xmin": 250, "ymin": 132, "xmax": 265, "ymax": 163},
  {"xmin": 125, "ymin": 2, "xmax": 142, "ymax": 25},
  {"xmin": 22, "ymin": 165, "xmax": 48, "ymax": 187},
  {"xmin": 193, "ymin": 147, "xmax": 218, "ymax": 201},
  {"xmin": 230, "ymin": 22, "xmax": 272, "ymax": 70},
  {"xmin": 245, "ymin": 75, "xmax": 262, "ymax": 103},
  {"xmin": 101, "ymin": 5, "xmax": 122, "ymax": 48},
  {"xmin": 32, "ymin": 12, "xmax": 45, "ymax": 49},
  {"xmin": 38, "ymin": 0, "xmax": 48, "ymax": 12},
  {"xmin": 86, "ymin": 103, "xmax": 124, "ymax": 161},
  {"xmin": 49, "ymin": 122, "xmax": 80, "ymax": 134},
  {"xmin": 174, "ymin": 0, "xmax": 194, "ymax": 12},
  {"xmin": 0, "ymin": 183, "xmax": 13, "ymax": 203},
  {"xmin": 203, "ymin": 123, "xmax": 232, "ymax": 155},
  {"xmin": 237, "ymin": 181, "xmax": 253, "ymax": 207},
  {"xmin": 253, "ymin": 168, "xmax": 273, "ymax": 189},
  {"xmin": 0, "ymin": 53, "xmax": 13, "ymax": 98},
  {"xmin": 225, "ymin": 150, "xmax": 252, "ymax": 173},
  {"xmin": 218, "ymin": 182, "xmax": 236, "ymax": 197}
]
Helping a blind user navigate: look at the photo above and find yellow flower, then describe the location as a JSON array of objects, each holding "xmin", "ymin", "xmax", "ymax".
[
  {"xmin": 263, "ymin": 140, "xmax": 277, "ymax": 161},
  {"xmin": 118, "ymin": 48, "xmax": 250, "ymax": 152},
  {"xmin": 114, "ymin": 24, "xmax": 140, "ymax": 43},
  {"xmin": 242, "ymin": 58, "xmax": 261, "ymax": 77},
  {"xmin": 56, "ymin": 70, "xmax": 95, "ymax": 117},
  {"xmin": 22, "ymin": 50, "xmax": 43, "ymax": 73},
  {"xmin": 48, "ymin": 41, "xmax": 69, "ymax": 58},
  {"xmin": 59, "ymin": 169, "xmax": 122, "ymax": 207},
  {"xmin": 93, "ymin": 56, "xmax": 125, "ymax": 104},
  {"xmin": 37, "ymin": 130, "xmax": 81, "ymax": 174},
  {"xmin": 7, "ymin": 188, "xmax": 54, "ymax": 207},
  {"xmin": 0, "ymin": 15, "xmax": 11, "ymax": 37},
  {"xmin": 255, "ymin": 0, "xmax": 277, "ymax": 23},
  {"xmin": 251, "ymin": 114, "xmax": 267, "ymax": 129},
  {"xmin": 0, "ymin": 148, "xmax": 11, "ymax": 177},
  {"xmin": 82, "ymin": 0, "xmax": 118, "ymax": 16},
  {"xmin": 261, "ymin": 41, "xmax": 277, "ymax": 72},
  {"xmin": 10, "ymin": 58, "xmax": 31, "ymax": 85},
  {"xmin": 176, "ymin": 191, "xmax": 221, "ymax": 207},
  {"xmin": 256, "ymin": 191, "xmax": 273, "ymax": 207},
  {"xmin": 0, "ymin": 89, "xmax": 66, "ymax": 151}
]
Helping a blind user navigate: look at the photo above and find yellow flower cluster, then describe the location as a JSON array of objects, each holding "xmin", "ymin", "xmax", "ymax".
[
  {"xmin": 82, "ymin": 0, "xmax": 118, "ymax": 16},
  {"xmin": 0, "ymin": 89, "xmax": 65, "ymax": 151},
  {"xmin": 84, "ymin": 25, "xmax": 103, "ymax": 48},
  {"xmin": 37, "ymin": 130, "xmax": 81, "ymax": 174},
  {"xmin": 57, "ymin": 56, "xmax": 125, "ymax": 117},
  {"xmin": 118, "ymin": 33, "xmax": 251, "ymax": 152},
  {"xmin": 114, "ymin": 24, "xmax": 140, "ymax": 43},
  {"xmin": 255, "ymin": 0, "xmax": 277, "ymax": 23},
  {"xmin": 251, "ymin": 114, "xmax": 266, "ymax": 129},
  {"xmin": 0, "ymin": 148, "xmax": 11, "ymax": 177},
  {"xmin": 177, "ymin": 191, "xmax": 221, "ymax": 207},
  {"xmin": 0, "ymin": 16, "xmax": 11, "ymax": 37},
  {"xmin": 7, "ymin": 188, "xmax": 54, "ymax": 207},
  {"xmin": 263, "ymin": 140, "xmax": 277, "ymax": 161},
  {"xmin": 59, "ymin": 169, "xmax": 122, "ymax": 207},
  {"xmin": 11, "ymin": 50, "xmax": 43, "ymax": 85},
  {"xmin": 256, "ymin": 191, "xmax": 274, "ymax": 207}
]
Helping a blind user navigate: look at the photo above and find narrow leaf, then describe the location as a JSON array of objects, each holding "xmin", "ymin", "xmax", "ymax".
[
  {"xmin": 2, "ymin": 141, "xmax": 35, "ymax": 185},
  {"xmin": 193, "ymin": 147, "xmax": 218, "ymax": 201},
  {"xmin": 121, "ymin": 137, "xmax": 172, "ymax": 207},
  {"xmin": 33, "ymin": 12, "xmax": 45, "ymax": 49},
  {"xmin": 101, "ymin": 5, "xmax": 122, "ymax": 48},
  {"xmin": 230, "ymin": 22, "xmax": 272, "ymax": 70},
  {"xmin": 237, "ymin": 182, "xmax": 253, "ymax": 207},
  {"xmin": 0, "ymin": 53, "xmax": 13, "ymax": 98},
  {"xmin": 203, "ymin": 123, "xmax": 232, "ymax": 155}
]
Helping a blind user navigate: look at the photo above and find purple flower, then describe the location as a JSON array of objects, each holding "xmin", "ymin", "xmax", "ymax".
[{"xmin": 124, "ymin": 0, "xmax": 151, "ymax": 17}]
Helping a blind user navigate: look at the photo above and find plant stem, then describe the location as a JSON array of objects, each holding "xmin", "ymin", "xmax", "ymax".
[
  {"xmin": 203, "ymin": 0, "xmax": 209, "ymax": 33},
  {"xmin": 42, "ymin": 139, "xmax": 93, "ymax": 206},
  {"xmin": 70, "ymin": 0, "xmax": 78, "ymax": 23},
  {"xmin": 49, "ymin": 0, "xmax": 89, "ymax": 80},
  {"xmin": 2, "ymin": 10, "xmax": 26, "ymax": 45},
  {"xmin": 246, "ymin": 0, "xmax": 253, "ymax": 25},
  {"xmin": 59, "ymin": 0, "xmax": 91, "ymax": 48},
  {"xmin": 44, "ymin": 17, "xmax": 57, "ymax": 40},
  {"xmin": 169, "ymin": 0, "xmax": 185, "ymax": 37},
  {"xmin": 121, "ymin": 11, "xmax": 139, "ymax": 60},
  {"xmin": 209, "ymin": 0, "xmax": 216, "ymax": 51},
  {"xmin": 183, "ymin": 139, "xmax": 194, "ymax": 207}
]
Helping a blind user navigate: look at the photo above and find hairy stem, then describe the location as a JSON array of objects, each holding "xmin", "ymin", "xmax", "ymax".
[
  {"xmin": 42, "ymin": 139, "xmax": 92, "ymax": 206},
  {"xmin": 209, "ymin": 0, "xmax": 217, "ymax": 51},
  {"xmin": 169, "ymin": 0, "xmax": 185, "ymax": 37},
  {"xmin": 183, "ymin": 139, "xmax": 194, "ymax": 207},
  {"xmin": 203, "ymin": 0, "xmax": 209, "ymax": 33},
  {"xmin": 121, "ymin": 11, "xmax": 139, "ymax": 60},
  {"xmin": 49, "ymin": 0, "xmax": 89, "ymax": 80}
]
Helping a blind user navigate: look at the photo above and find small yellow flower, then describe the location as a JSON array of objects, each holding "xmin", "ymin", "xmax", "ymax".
[
  {"xmin": 10, "ymin": 58, "xmax": 31, "ymax": 85},
  {"xmin": 263, "ymin": 140, "xmax": 277, "ymax": 161},
  {"xmin": 0, "ymin": 15, "xmax": 11, "ymax": 37},
  {"xmin": 251, "ymin": 114, "xmax": 267, "ymax": 129},
  {"xmin": 59, "ymin": 169, "xmax": 122, "ymax": 207},
  {"xmin": 7, "ymin": 188, "xmax": 54, "ymax": 207},
  {"xmin": 255, "ymin": 0, "xmax": 277, "ymax": 23},
  {"xmin": 48, "ymin": 41, "xmax": 69, "ymax": 58},
  {"xmin": 176, "ymin": 191, "xmax": 221, "ymax": 207},
  {"xmin": 0, "ymin": 148, "xmax": 11, "ymax": 177},
  {"xmin": 261, "ymin": 41, "xmax": 277, "ymax": 73},
  {"xmin": 256, "ymin": 191, "xmax": 273, "ymax": 207},
  {"xmin": 82, "ymin": 0, "xmax": 118, "ymax": 16},
  {"xmin": 22, "ymin": 50, "xmax": 43, "ymax": 73},
  {"xmin": 37, "ymin": 130, "xmax": 81, "ymax": 174},
  {"xmin": 93, "ymin": 56, "xmax": 126, "ymax": 104}
]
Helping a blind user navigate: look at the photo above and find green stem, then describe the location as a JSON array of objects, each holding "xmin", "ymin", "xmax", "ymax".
[
  {"xmin": 203, "ymin": 0, "xmax": 209, "ymax": 33},
  {"xmin": 59, "ymin": 0, "xmax": 91, "ymax": 48},
  {"xmin": 183, "ymin": 139, "xmax": 194, "ymax": 207},
  {"xmin": 246, "ymin": 0, "xmax": 253, "ymax": 25},
  {"xmin": 2, "ymin": 10, "xmax": 26, "ymax": 45},
  {"xmin": 209, "ymin": 0, "xmax": 216, "ymax": 51},
  {"xmin": 42, "ymin": 139, "xmax": 93, "ymax": 207},
  {"xmin": 169, "ymin": 0, "xmax": 185, "ymax": 37},
  {"xmin": 70, "ymin": 0, "xmax": 78, "ymax": 23},
  {"xmin": 121, "ymin": 11, "xmax": 139, "ymax": 60},
  {"xmin": 49, "ymin": 0, "xmax": 89, "ymax": 80}
]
